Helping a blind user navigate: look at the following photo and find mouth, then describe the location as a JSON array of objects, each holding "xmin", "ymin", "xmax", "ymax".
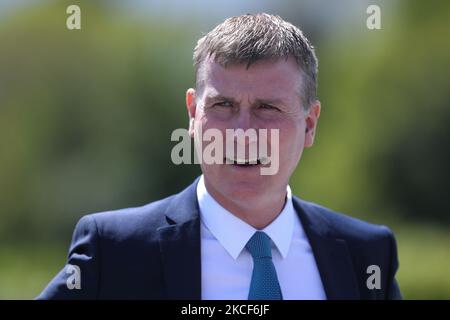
[{"xmin": 224, "ymin": 157, "xmax": 269, "ymax": 167}]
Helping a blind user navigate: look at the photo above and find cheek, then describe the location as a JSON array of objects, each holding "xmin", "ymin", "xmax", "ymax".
[
  {"xmin": 194, "ymin": 112, "xmax": 215, "ymax": 135},
  {"xmin": 199, "ymin": 117, "xmax": 233, "ymax": 141},
  {"xmin": 276, "ymin": 121, "xmax": 305, "ymax": 157}
]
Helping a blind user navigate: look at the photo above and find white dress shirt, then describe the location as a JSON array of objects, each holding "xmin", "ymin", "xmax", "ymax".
[{"xmin": 197, "ymin": 175, "xmax": 326, "ymax": 300}]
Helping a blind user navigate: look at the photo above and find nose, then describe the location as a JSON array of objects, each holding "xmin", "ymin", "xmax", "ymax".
[
  {"xmin": 234, "ymin": 107, "xmax": 252, "ymax": 131},
  {"xmin": 226, "ymin": 111, "xmax": 260, "ymax": 166},
  {"xmin": 231, "ymin": 108, "xmax": 258, "ymax": 145}
]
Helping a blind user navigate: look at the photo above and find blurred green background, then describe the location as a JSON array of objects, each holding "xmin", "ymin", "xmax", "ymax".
[{"xmin": 0, "ymin": 0, "xmax": 449, "ymax": 299}]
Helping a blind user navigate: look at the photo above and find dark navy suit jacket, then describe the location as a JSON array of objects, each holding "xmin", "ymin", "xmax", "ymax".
[{"xmin": 37, "ymin": 177, "xmax": 402, "ymax": 299}]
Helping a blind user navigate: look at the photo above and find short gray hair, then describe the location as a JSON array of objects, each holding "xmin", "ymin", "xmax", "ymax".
[{"xmin": 193, "ymin": 13, "xmax": 318, "ymax": 110}]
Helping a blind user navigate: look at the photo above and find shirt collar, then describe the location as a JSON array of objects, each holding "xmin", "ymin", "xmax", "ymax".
[{"xmin": 196, "ymin": 175, "xmax": 295, "ymax": 260}]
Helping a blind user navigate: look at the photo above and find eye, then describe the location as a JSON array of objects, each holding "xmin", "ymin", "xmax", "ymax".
[
  {"xmin": 259, "ymin": 104, "xmax": 279, "ymax": 111},
  {"xmin": 213, "ymin": 101, "xmax": 233, "ymax": 108}
]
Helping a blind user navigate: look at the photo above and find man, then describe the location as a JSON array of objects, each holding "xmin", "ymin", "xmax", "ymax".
[{"xmin": 38, "ymin": 13, "xmax": 401, "ymax": 300}]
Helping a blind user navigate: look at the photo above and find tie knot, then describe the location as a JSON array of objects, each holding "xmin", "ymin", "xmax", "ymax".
[{"xmin": 246, "ymin": 231, "xmax": 272, "ymax": 259}]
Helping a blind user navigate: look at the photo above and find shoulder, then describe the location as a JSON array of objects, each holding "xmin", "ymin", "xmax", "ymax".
[
  {"xmin": 295, "ymin": 197, "xmax": 401, "ymax": 299},
  {"xmin": 73, "ymin": 194, "xmax": 176, "ymax": 242},
  {"xmin": 71, "ymin": 177, "xmax": 200, "ymax": 243},
  {"xmin": 294, "ymin": 197, "xmax": 396, "ymax": 247}
]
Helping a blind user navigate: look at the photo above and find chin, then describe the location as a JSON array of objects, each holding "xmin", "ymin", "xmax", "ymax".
[
  {"xmin": 204, "ymin": 167, "xmax": 278, "ymax": 198},
  {"xmin": 222, "ymin": 177, "xmax": 270, "ymax": 199}
]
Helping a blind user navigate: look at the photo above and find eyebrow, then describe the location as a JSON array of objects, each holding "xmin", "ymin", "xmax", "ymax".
[
  {"xmin": 254, "ymin": 98, "xmax": 286, "ymax": 106},
  {"xmin": 204, "ymin": 94, "xmax": 287, "ymax": 106},
  {"xmin": 204, "ymin": 94, "xmax": 236, "ymax": 103}
]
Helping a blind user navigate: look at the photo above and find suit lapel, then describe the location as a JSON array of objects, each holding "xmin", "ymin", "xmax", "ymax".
[
  {"xmin": 293, "ymin": 197, "xmax": 361, "ymax": 299},
  {"xmin": 157, "ymin": 178, "xmax": 202, "ymax": 300}
]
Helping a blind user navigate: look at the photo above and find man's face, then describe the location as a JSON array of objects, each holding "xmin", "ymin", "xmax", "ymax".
[{"xmin": 186, "ymin": 56, "xmax": 320, "ymax": 208}]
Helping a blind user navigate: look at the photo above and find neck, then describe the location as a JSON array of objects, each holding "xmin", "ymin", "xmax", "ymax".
[{"xmin": 203, "ymin": 179, "xmax": 287, "ymax": 230}]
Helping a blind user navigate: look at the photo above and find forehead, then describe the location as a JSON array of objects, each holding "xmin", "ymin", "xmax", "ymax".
[{"xmin": 198, "ymin": 56, "xmax": 302, "ymax": 101}]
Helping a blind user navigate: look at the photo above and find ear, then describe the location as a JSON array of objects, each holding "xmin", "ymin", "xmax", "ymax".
[
  {"xmin": 304, "ymin": 100, "xmax": 321, "ymax": 148},
  {"xmin": 186, "ymin": 88, "xmax": 196, "ymax": 138}
]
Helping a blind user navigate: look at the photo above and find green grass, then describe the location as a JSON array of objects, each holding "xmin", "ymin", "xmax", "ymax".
[
  {"xmin": 0, "ymin": 244, "xmax": 66, "ymax": 299},
  {"xmin": 0, "ymin": 223, "xmax": 449, "ymax": 299},
  {"xmin": 395, "ymin": 224, "xmax": 450, "ymax": 299}
]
